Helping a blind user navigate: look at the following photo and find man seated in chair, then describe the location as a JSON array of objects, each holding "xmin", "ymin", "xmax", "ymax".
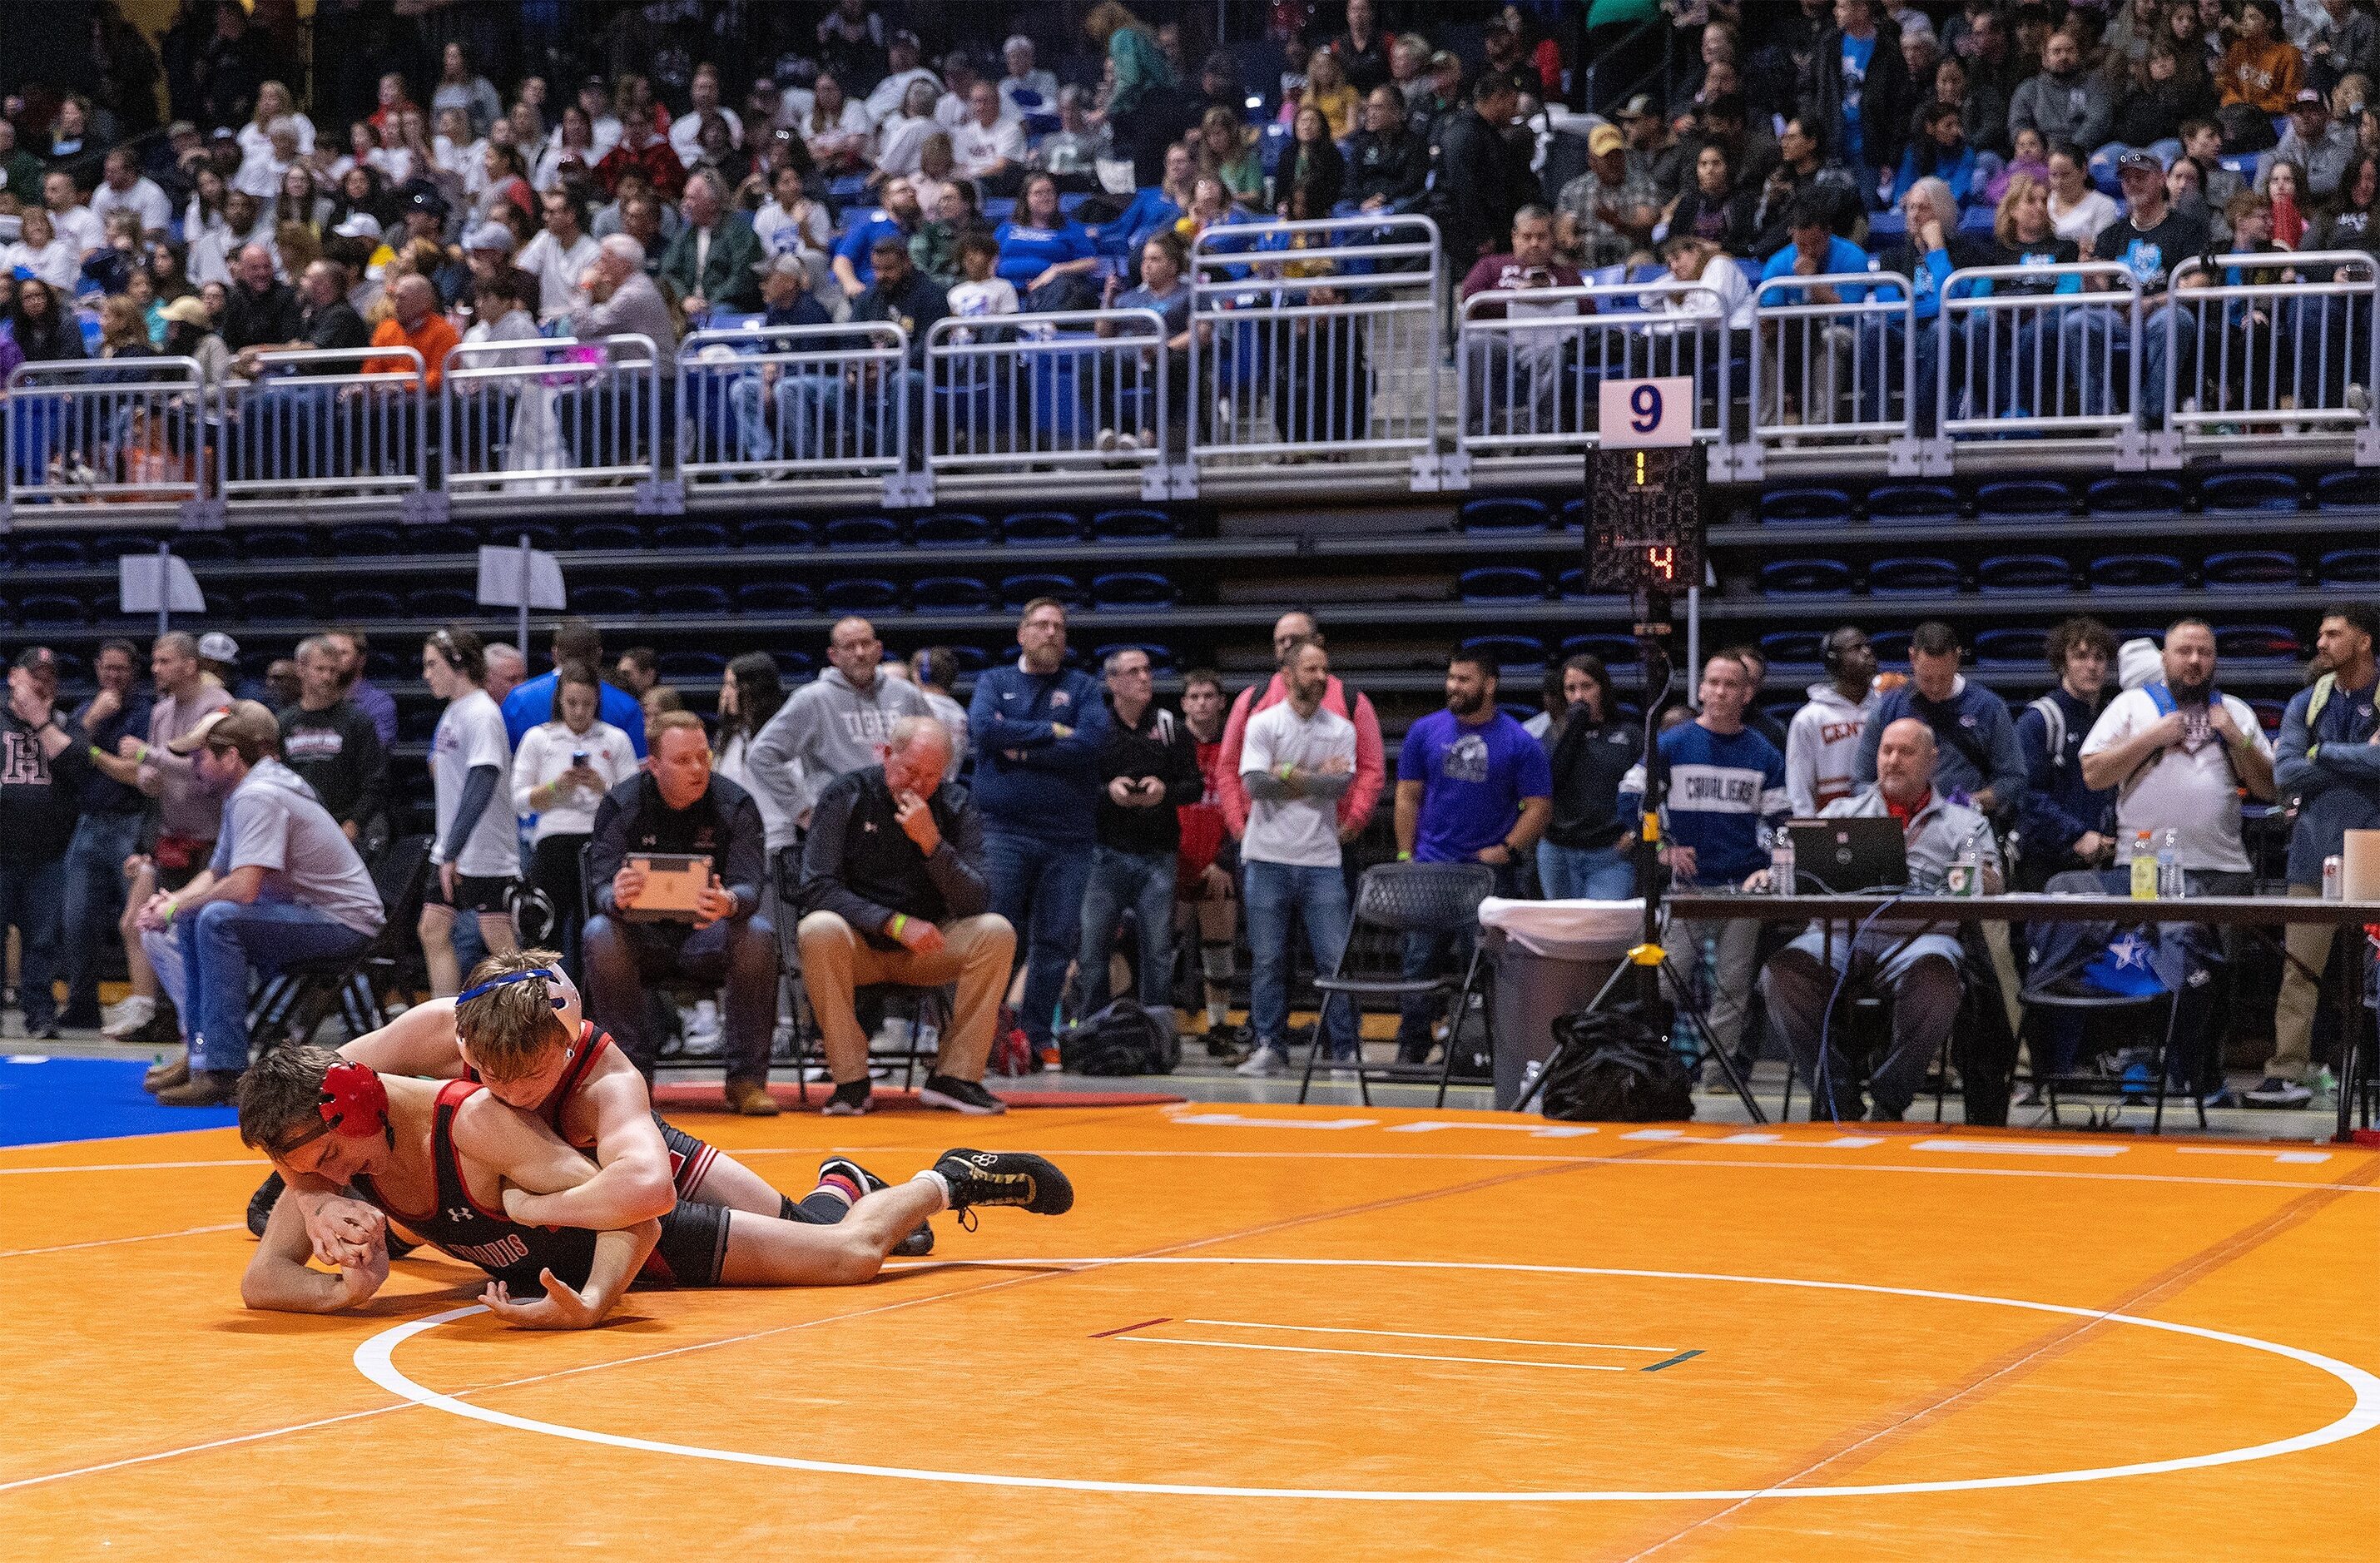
[
  {"xmin": 136, "ymin": 702, "xmax": 385, "ymax": 1107},
  {"xmin": 796, "ymin": 716, "xmax": 1015, "ymax": 1119},
  {"xmin": 582, "ymin": 711, "xmax": 778, "ymax": 1114},
  {"xmin": 1752, "ymin": 717, "xmax": 2001, "ymax": 1122}
]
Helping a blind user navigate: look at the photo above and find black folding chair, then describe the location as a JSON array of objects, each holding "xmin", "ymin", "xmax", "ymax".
[
  {"xmin": 1297, "ymin": 861, "xmax": 1496, "ymax": 1108},
  {"xmin": 250, "ymin": 834, "xmax": 432, "ymax": 1050}
]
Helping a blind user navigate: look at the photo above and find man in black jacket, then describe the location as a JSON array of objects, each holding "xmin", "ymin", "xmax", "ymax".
[
  {"xmin": 1800, "ymin": 0, "xmax": 1912, "ymax": 209},
  {"xmin": 0, "ymin": 648, "xmax": 87, "ymax": 1040},
  {"xmin": 1347, "ymin": 86, "xmax": 1429, "ymax": 215},
  {"xmin": 1077, "ymin": 648, "xmax": 1203, "ymax": 1018},
  {"xmin": 797, "ymin": 716, "xmax": 1014, "ymax": 1119},
  {"xmin": 276, "ymin": 634, "xmax": 386, "ymax": 847},
  {"xmin": 583, "ymin": 711, "xmax": 779, "ymax": 1113},
  {"xmin": 1430, "ymin": 74, "xmax": 1535, "ymax": 278}
]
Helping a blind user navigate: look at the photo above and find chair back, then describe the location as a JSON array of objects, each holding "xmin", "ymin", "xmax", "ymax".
[
  {"xmin": 1351, "ymin": 861, "xmax": 1496, "ymax": 937},
  {"xmin": 364, "ymin": 834, "xmax": 433, "ymax": 955}
]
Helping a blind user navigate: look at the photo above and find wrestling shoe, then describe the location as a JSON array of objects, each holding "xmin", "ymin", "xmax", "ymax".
[
  {"xmin": 918, "ymin": 1074, "xmax": 1008, "ymax": 1115},
  {"xmin": 819, "ymin": 1157, "xmax": 935, "ymax": 1257},
  {"xmin": 247, "ymin": 1171, "xmax": 285, "ymax": 1238},
  {"xmin": 820, "ymin": 1079, "xmax": 872, "ymax": 1116},
  {"xmin": 932, "ymin": 1148, "xmax": 1074, "ymax": 1221}
]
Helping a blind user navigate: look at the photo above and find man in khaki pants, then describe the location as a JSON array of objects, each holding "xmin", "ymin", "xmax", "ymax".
[
  {"xmin": 2259, "ymin": 606, "xmax": 2380, "ymax": 1109},
  {"xmin": 796, "ymin": 717, "xmax": 1014, "ymax": 1119}
]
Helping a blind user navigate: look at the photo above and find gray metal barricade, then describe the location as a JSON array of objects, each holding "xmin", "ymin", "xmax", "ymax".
[
  {"xmin": 2, "ymin": 356, "xmax": 211, "ymax": 517},
  {"xmin": 1936, "ymin": 262, "xmax": 2144, "ymax": 463},
  {"xmin": 214, "ymin": 347, "xmax": 425, "ymax": 507},
  {"xmin": 1455, "ymin": 280, "xmax": 1730, "ymax": 474},
  {"xmin": 2169, "ymin": 252, "xmax": 2380, "ymax": 462},
  {"xmin": 924, "ymin": 308, "xmax": 1168, "ymax": 495},
  {"xmin": 1188, "ymin": 213, "xmax": 1442, "ymax": 488},
  {"xmin": 677, "ymin": 322, "xmax": 908, "ymax": 493},
  {"xmin": 442, "ymin": 334, "xmax": 661, "ymax": 495},
  {"xmin": 1744, "ymin": 272, "xmax": 1915, "ymax": 469}
]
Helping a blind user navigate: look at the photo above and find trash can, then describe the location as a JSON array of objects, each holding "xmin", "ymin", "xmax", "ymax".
[{"xmin": 1480, "ymin": 898, "xmax": 1642, "ymax": 1110}]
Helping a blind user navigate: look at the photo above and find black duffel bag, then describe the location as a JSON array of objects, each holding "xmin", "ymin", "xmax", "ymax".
[
  {"xmin": 1059, "ymin": 999, "xmax": 1182, "ymax": 1077},
  {"xmin": 1539, "ymin": 1003, "xmax": 1695, "ymax": 1123}
]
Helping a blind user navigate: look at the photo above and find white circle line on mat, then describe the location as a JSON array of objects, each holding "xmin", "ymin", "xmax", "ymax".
[{"xmin": 353, "ymin": 1257, "xmax": 2380, "ymax": 1502}]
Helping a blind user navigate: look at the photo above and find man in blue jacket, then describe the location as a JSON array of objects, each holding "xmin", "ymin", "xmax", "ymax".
[
  {"xmin": 1757, "ymin": 196, "xmax": 1875, "ymax": 430},
  {"xmin": 1854, "ymin": 621, "xmax": 2025, "ymax": 821},
  {"xmin": 500, "ymin": 618, "xmax": 647, "ymax": 759},
  {"xmin": 2014, "ymin": 616, "xmax": 2117, "ymax": 890},
  {"xmin": 2258, "ymin": 603, "xmax": 2380, "ymax": 1108},
  {"xmin": 968, "ymin": 598, "xmax": 1107, "ymax": 1069}
]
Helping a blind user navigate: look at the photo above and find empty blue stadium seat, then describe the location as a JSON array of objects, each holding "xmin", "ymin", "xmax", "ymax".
[
  {"xmin": 1758, "ymin": 630, "xmax": 1827, "ymax": 667},
  {"xmin": 327, "ymin": 523, "xmax": 403, "ymax": 557},
  {"xmin": 485, "ymin": 523, "xmax": 562, "ymax": 553},
  {"xmin": 1559, "ymin": 496, "xmax": 1589, "ymax": 530},
  {"xmin": 911, "ymin": 577, "xmax": 996, "ymax": 613},
  {"xmin": 1458, "ymin": 565, "xmax": 1549, "ymax": 601},
  {"xmin": 2315, "ymin": 470, "xmax": 2380, "ymax": 511},
  {"xmin": 2318, "ymin": 548, "xmax": 2380, "ymax": 586},
  {"xmin": 399, "ymin": 702, "xmax": 441, "ymax": 744},
  {"xmin": 17, "ymin": 592, "xmax": 87, "ymax": 626},
  {"xmin": 736, "ymin": 580, "xmax": 816, "ymax": 613},
  {"xmin": 172, "ymin": 533, "xmax": 237, "ymax": 561},
  {"xmin": 2086, "ymin": 475, "xmax": 2184, "ymax": 519},
  {"xmin": 408, "ymin": 585, "xmax": 480, "ymax": 618},
  {"xmin": 1090, "ymin": 508, "xmax": 1176, "ymax": 541},
  {"xmin": 653, "ymin": 520, "xmax": 730, "ymax": 551},
  {"xmin": 1558, "ymin": 568, "xmax": 1627, "ymax": 600},
  {"xmin": 821, "ymin": 577, "xmax": 901, "ymax": 612},
  {"xmin": 652, "ymin": 583, "xmax": 731, "ymax": 615},
  {"xmin": 2217, "ymin": 625, "xmax": 2303, "ymax": 662},
  {"xmin": 1459, "ymin": 497, "xmax": 1552, "ymax": 533},
  {"xmin": 44, "ymin": 650, "xmax": 86, "ymax": 683},
  {"xmin": 1462, "ymin": 634, "xmax": 1546, "ymax": 672},
  {"xmin": 1870, "ymin": 630, "xmax": 1912, "ymax": 664},
  {"xmin": 1865, "ymin": 484, "xmax": 1959, "ymax": 524},
  {"xmin": 12, "ymin": 537, "xmax": 86, "ymax": 567},
  {"xmin": 657, "ymin": 651, "xmax": 726, "ymax": 681},
  {"xmin": 1974, "ymin": 628, "xmax": 2049, "ymax": 666},
  {"xmin": 87, "ymin": 533, "xmax": 161, "ymax": 562},
  {"xmin": 570, "ymin": 583, "xmax": 645, "ymax": 615},
  {"xmin": 1000, "ymin": 511, "xmax": 1084, "ymax": 546},
  {"xmin": 1760, "ymin": 487, "xmax": 1853, "ymax": 525},
  {"xmin": 770, "ymin": 650, "xmax": 816, "ymax": 679},
  {"xmin": 571, "ymin": 520, "xmax": 646, "ymax": 552},
  {"xmin": 737, "ymin": 518, "xmax": 814, "ymax": 548},
  {"xmin": 240, "ymin": 587, "xmax": 315, "ymax": 622},
  {"xmin": 937, "ymin": 645, "xmax": 991, "ymax": 673},
  {"xmin": 826, "ymin": 514, "xmax": 904, "ymax": 548},
  {"xmin": 1867, "ymin": 556, "xmax": 1961, "ymax": 595},
  {"xmin": 1091, "ymin": 571, "xmax": 1179, "ymax": 607},
  {"xmin": 914, "ymin": 513, "xmax": 993, "ymax": 548},
  {"xmin": 407, "ymin": 523, "xmax": 483, "ymax": 554},
  {"xmin": 1759, "ymin": 699, "xmax": 1803, "ymax": 730},
  {"xmin": 1561, "ymin": 633, "xmax": 1638, "ymax": 664},
  {"xmin": 1975, "ymin": 478, "xmax": 2075, "ymax": 520},
  {"xmin": 999, "ymin": 573, "xmax": 1083, "ymax": 608},
  {"xmin": 330, "ymin": 589, "xmax": 403, "ymax": 620},
  {"xmin": 1094, "ymin": 641, "xmax": 1175, "ymax": 672},
  {"xmin": 2199, "ymin": 470, "xmax": 2303, "ymax": 513},
  {"xmin": 2088, "ymin": 553, "xmax": 2186, "ymax": 591},
  {"xmin": 1759, "ymin": 558, "xmax": 1855, "ymax": 595},
  {"xmin": 2202, "ymin": 551, "xmax": 2299, "ymax": 590},
  {"xmin": 1977, "ymin": 553, "xmax": 2072, "ymax": 593},
  {"xmin": 240, "ymin": 527, "xmax": 314, "ymax": 560}
]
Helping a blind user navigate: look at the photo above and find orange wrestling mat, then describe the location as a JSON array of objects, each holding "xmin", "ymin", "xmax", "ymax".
[{"xmin": 4, "ymin": 1105, "xmax": 2376, "ymax": 1561}]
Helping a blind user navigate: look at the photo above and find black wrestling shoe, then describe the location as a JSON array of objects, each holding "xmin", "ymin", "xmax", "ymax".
[
  {"xmin": 820, "ymin": 1079, "xmax": 871, "ymax": 1116},
  {"xmin": 247, "ymin": 1171, "xmax": 285, "ymax": 1238},
  {"xmin": 818, "ymin": 1157, "xmax": 935, "ymax": 1257},
  {"xmin": 918, "ymin": 1074, "xmax": 1008, "ymax": 1115},
  {"xmin": 933, "ymin": 1148, "xmax": 1074, "ymax": 1219}
]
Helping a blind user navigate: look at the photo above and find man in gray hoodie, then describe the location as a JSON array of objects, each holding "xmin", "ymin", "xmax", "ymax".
[
  {"xmin": 747, "ymin": 617, "xmax": 932, "ymax": 862},
  {"xmin": 1784, "ymin": 626, "xmax": 1878, "ymax": 817},
  {"xmin": 2006, "ymin": 26, "xmax": 2110, "ymax": 156}
]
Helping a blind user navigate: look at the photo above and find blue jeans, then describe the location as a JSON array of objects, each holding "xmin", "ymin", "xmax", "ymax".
[
  {"xmin": 60, "ymin": 811, "xmax": 142, "ymax": 1015},
  {"xmin": 1536, "ymin": 841, "xmax": 1635, "ymax": 901},
  {"xmin": 1077, "ymin": 846, "xmax": 1177, "ymax": 1012},
  {"xmin": 1243, "ymin": 860, "xmax": 1356, "ymax": 1056},
  {"xmin": 170, "ymin": 900, "xmax": 373, "ymax": 1074},
  {"xmin": 0, "ymin": 856, "xmax": 65, "ymax": 1030},
  {"xmin": 1396, "ymin": 862, "xmax": 1517, "ymax": 1058},
  {"xmin": 747, "ymin": 368, "xmax": 922, "ymax": 461},
  {"xmin": 984, "ymin": 831, "xmax": 1094, "ymax": 1044},
  {"xmin": 2061, "ymin": 300, "xmax": 2196, "ymax": 428}
]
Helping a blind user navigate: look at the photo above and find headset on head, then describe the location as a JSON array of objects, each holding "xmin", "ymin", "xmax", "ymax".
[{"xmin": 1823, "ymin": 628, "xmax": 1867, "ymax": 677}]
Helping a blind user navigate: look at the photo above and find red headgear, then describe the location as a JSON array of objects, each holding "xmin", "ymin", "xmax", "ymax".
[{"xmin": 319, "ymin": 1061, "xmax": 390, "ymax": 1138}]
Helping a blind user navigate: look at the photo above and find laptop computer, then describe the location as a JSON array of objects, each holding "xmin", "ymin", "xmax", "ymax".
[{"xmin": 1785, "ymin": 817, "xmax": 1908, "ymax": 894}]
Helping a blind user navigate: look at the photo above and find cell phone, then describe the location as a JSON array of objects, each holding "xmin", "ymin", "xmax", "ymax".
[{"xmin": 571, "ymin": 748, "xmax": 588, "ymax": 767}]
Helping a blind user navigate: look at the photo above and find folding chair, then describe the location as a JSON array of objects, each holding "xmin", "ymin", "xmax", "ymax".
[
  {"xmin": 1297, "ymin": 862, "xmax": 1495, "ymax": 1108},
  {"xmin": 249, "ymin": 835, "xmax": 432, "ymax": 1049}
]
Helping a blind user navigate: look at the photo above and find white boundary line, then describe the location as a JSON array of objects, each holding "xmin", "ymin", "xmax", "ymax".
[
  {"xmin": 1113, "ymin": 1335, "xmax": 1629, "ymax": 1372},
  {"xmin": 353, "ymin": 1258, "xmax": 2380, "ymax": 1503},
  {"xmin": 0, "ymin": 1222, "xmax": 242, "ymax": 1259},
  {"xmin": 1180, "ymin": 1319, "xmax": 1678, "ymax": 1352}
]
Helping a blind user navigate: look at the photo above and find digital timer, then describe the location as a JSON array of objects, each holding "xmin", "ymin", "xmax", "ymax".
[{"xmin": 1585, "ymin": 442, "xmax": 1705, "ymax": 593}]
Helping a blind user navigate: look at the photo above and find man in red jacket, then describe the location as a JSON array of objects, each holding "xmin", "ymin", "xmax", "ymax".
[{"xmin": 1215, "ymin": 612, "xmax": 1386, "ymax": 846}]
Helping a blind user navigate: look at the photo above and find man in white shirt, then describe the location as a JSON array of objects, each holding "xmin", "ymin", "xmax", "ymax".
[
  {"xmin": 935, "ymin": 53, "xmax": 986, "ymax": 129},
  {"xmin": 951, "ymin": 82, "xmax": 1027, "ymax": 194},
  {"xmin": 517, "ymin": 186, "xmax": 602, "ymax": 322},
  {"xmin": 579, "ymin": 75, "xmax": 623, "ymax": 165},
  {"xmin": 42, "ymin": 171, "xmax": 106, "ymax": 256},
  {"xmin": 668, "ymin": 62, "xmax": 744, "ymax": 169},
  {"xmin": 90, "ymin": 147, "xmax": 173, "ymax": 236},
  {"xmin": 865, "ymin": 31, "xmax": 943, "ymax": 125},
  {"xmin": 1785, "ymin": 627, "xmax": 1878, "ymax": 816},
  {"xmin": 1235, "ymin": 638, "xmax": 1360, "ymax": 1076},
  {"xmin": 2079, "ymin": 619, "xmax": 2275, "ymax": 883}
]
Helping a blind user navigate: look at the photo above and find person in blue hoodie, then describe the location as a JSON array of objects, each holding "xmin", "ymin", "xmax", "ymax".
[
  {"xmin": 1892, "ymin": 101, "xmax": 1981, "ymax": 206},
  {"xmin": 1867, "ymin": 175, "xmax": 1991, "ymax": 429},
  {"xmin": 968, "ymin": 598, "xmax": 1107, "ymax": 1065},
  {"xmin": 1854, "ymin": 620, "xmax": 2025, "ymax": 821},
  {"xmin": 2014, "ymin": 615, "xmax": 2118, "ymax": 891}
]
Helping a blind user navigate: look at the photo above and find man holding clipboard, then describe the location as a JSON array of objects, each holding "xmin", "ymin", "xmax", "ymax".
[{"xmin": 583, "ymin": 711, "xmax": 780, "ymax": 1114}]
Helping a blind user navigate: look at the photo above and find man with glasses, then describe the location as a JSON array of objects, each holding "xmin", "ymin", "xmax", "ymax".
[{"xmin": 1077, "ymin": 648, "xmax": 1203, "ymax": 1021}]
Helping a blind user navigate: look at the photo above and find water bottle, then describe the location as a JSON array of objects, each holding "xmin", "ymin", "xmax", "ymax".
[
  {"xmin": 2157, "ymin": 827, "xmax": 2184, "ymax": 899},
  {"xmin": 1769, "ymin": 832, "xmax": 1797, "ymax": 897},
  {"xmin": 2129, "ymin": 828, "xmax": 2158, "ymax": 900}
]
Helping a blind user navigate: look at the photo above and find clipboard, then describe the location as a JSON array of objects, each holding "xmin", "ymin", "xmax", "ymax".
[{"xmin": 623, "ymin": 853, "xmax": 712, "ymax": 922}]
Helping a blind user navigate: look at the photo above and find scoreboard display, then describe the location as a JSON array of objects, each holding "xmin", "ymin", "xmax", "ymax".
[{"xmin": 1586, "ymin": 442, "xmax": 1704, "ymax": 593}]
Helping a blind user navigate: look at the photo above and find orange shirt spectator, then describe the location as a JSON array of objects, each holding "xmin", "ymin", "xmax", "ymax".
[{"xmin": 362, "ymin": 275, "xmax": 461, "ymax": 390}]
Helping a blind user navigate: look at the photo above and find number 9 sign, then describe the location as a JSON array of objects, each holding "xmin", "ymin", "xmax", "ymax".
[{"xmin": 1598, "ymin": 376, "xmax": 1693, "ymax": 449}]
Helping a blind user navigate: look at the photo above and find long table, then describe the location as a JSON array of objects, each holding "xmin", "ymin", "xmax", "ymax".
[{"xmin": 1664, "ymin": 891, "xmax": 2380, "ymax": 1142}]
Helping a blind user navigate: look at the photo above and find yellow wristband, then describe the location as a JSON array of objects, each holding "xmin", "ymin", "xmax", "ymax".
[
  {"xmin": 1396, "ymin": 851, "xmax": 1413, "ymax": 862},
  {"xmin": 1278, "ymin": 762, "xmax": 1296, "ymax": 781},
  {"xmin": 161, "ymin": 897, "xmax": 179, "ymax": 922},
  {"xmin": 889, "ymin": 913, "xmax": 908, "ymax": 940}
]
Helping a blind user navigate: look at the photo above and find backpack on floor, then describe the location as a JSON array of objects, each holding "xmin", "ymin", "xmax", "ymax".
[
  {"xmin": 1059, "ymin": 999, "xmax": 1181, "ymax": 1076},
  {"xmin": 1539, "ymin": 1004, "xmax": 1695, "ymax": 1123}
]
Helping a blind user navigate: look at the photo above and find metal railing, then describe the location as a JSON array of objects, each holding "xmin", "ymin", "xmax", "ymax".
[
  {"xmin": 2167, "ymin": 252, "xmax": 2380, "ymax": 451},
  {"xmin": 1188, "ymin": 213, "xmax": 1442, "ymax": 483},
  {"xmin": 216, "ymin": 347, "xmax": 426, "ymax": 507},
  {"xmin": 677, "ymin": 323, "xmax": 909, "ymax": 493},
  {"xmin": 2, "ymin": 357, "xmax": 210, "ymax": 515},
  {"xmin": 1747, "ymin": 273, "xmax": 1916, "ymax": 450},
  {"xmin": 1455, "ymin": 280, "xmax": 1733, "ymax": 467},
  {"xmin": 441, "ymin": 335, "xmax": 661, "ymax": 495},
  {"xmin": 1936, "ymin": 263, "xmax": 2144, "ymax": 453},
  {"xmin": 924, "ymin": 308, "xmax": 1170, "ymax": 490}
]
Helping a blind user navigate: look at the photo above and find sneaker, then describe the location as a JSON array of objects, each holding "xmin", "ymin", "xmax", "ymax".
[
  {"xmin": 724, "ymin": 1078, "xmax": 781, "ymax": 1117},
  {"xmin": 246, "ymin": 1171, "xmax": 285, "ymax": 1238},
  {"xmin": 1203, "ymin": 1021, "xmax": 1252, "ymax": 1059},
  {"xmin": 156, "ymin": 1069, "xmax": 241, "ymax": 1107},
  {"xmin": 2242, "ymin": 1075, "xmax": 2314, "ymax": 1109},
  {"xmin": 1096, "ymin": 426, "xmax": 1119, "ymax": 452},
  {"xmin": 126, "ymin": 1005, "xmax": 181, "ymax": 1049},
  {"xmin": 821, "ymin": 1079, "xmax": 872, "ymax": 1116},
  {"xmin": 918, "ymin": 1074, "xmax": 1009, "ymax": 1115},
  {"xmin": 932, "ymin": 1147, "xmax": 1074, "ymax": 1218},
  {"xmin": 681, "ymin": 1000, "xmax": 724, "ymax": 1057},
  {"xmin": 1233, "ymin": 1044, "xmax": 1287, "ymax": 1077},
  {"xmin": 1039, "ymin": 1044, "xmax": 1062, "ymax": 1073},
  {"xmin": 818, "ymin": 1157, "xmax": 935, "ymax": 1256},
  {"xmin": 101, "ymin": 995, "xmax": 156, "ymax": 1040}
]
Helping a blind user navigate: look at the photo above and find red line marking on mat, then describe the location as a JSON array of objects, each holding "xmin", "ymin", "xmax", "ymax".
[{"xmin": 1089, "ymin": 1316, "xmax": 1170, "ymax": 1340}]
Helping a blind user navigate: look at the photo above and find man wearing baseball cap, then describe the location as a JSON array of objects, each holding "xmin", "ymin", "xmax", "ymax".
[
  {"xmin": 0, "ymin": 648, "xmax": 85, "ymax": 1040},
  {"xmin": 137, "ymin": 702, "xmax": 384, "ymax": 1106},
  {"xmin": 2060, "ymin": 148, "xmax": 2205, "ymax": 427},
  {"xmin": 1555, "ymin": 122, "xmax": 1659, "ymax": 269},
  {"xmin": 2277, "ymin": 86, "xmax": 2354, "ymax": 201}
]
